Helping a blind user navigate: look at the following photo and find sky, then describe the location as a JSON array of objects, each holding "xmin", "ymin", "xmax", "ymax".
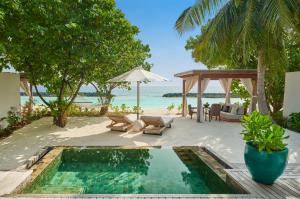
[
  {"xmin": 115, "ymin": 0, "xmax": 207, "ymax": 86},
  {"xmin": 5, "ymin": 0, "xmax": 223, "ymax": 92}
]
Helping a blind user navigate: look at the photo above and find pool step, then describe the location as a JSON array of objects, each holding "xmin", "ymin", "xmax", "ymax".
[
  {"xmin": 31, "ymin": 185, "xmax": 85, "ymax": 194},
  {"xmin": 174, "ymin": 149, "xmax": 195, "ymax": 164}
]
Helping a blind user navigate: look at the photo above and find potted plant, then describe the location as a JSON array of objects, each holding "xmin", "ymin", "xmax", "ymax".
[
  {"xmin": 241, "ymin": 111, "xmax": 289, "ymax": 184},
  {"xmin": 203, "ymin": 102, "xmax": 210, "ymax": 109}
]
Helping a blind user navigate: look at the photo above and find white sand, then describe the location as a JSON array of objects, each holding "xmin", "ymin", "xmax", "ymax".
[{"xmin": 0, "ymin": 108, "xmax": 299, "ymax": 171}]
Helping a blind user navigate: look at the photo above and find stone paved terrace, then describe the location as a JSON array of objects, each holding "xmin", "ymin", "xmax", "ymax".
[
  {"xmin": 1, "ymin": 116, "xmax": 300, "ymax": 170},
  {"xmin": 0, "ymin": 116, "xmax": 300, "ymax": 198}
]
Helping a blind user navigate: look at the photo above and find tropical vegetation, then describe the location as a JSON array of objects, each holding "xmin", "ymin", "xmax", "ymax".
[
  {"xmin": 0, "ymin": 0, "xmax": 150, "ymax": 127},
  {"xmin": 90, "ymin": 41, "xmax": 151, "ymax": 115},
  {"xmin": 241, "ymin": 111, "xmax": 289, "ymax": 152},
  {"xmin": 167, "ymin": 103, "xmax": 175, "ymax": 113},
  {"xmin": 176, "ymin": 0, "xmax": 300, "ymax": 116},
  {"xmin": 0, "ymin": 106, "xmax": 50, "ymax": 139},
  {"xmin": 287, "ymin": 112, "xmax": 300, "ymax": 133},
  {"xmin": 110, "ymin": 104, "xmax": 144, "ymax": 115}
]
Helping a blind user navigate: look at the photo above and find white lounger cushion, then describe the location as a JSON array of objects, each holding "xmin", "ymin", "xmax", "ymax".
[
  {"xmin": 140, "ymin": 116, "xmax": 173, "ymax": 127},
  {"xmin": 106, "ymin": 113, "xmax": 136, "ymax": 124},
  {"xmin": 106, "ymin": 113, "xmax": 136, "ymax": 132}
]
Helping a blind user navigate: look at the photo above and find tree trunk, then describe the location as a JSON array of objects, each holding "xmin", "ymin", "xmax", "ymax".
[
  {"xmin": 257, "ymin": 50, "xmax": 270, "ymax": 115},
  {"xmin": 100, "ymin": 105, "xmax": 109, "ymax": 116},
  {"xmin": 53, "ymin": 113, "xmax": 67, "ymax": 127}
]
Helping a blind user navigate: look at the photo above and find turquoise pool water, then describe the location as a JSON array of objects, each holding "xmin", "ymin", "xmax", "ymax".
[{"xmin": 23, "ymin": 148, "xmax": 235, "ymax": 194}]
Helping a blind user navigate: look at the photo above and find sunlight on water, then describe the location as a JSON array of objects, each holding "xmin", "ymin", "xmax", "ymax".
[
  {"xmin": 21, "ymin": 86, "xmax": 242, "ymax": 108},
  {"xmin": 23, "ymin": 148, "xmax": 235, "ymax": 194}
]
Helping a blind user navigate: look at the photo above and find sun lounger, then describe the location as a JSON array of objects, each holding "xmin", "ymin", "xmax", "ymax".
[
  {"xmin": 140, "ymin": 116, "xmax": 174, "ymax": 135},
  {"xmin": 106, "ymin": 113, "xmax": 136, "ymax": 132}
]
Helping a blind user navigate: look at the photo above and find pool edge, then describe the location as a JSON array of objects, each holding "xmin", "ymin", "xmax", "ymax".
[{"xmin": 10, "ymin": 146, "xmax": 253, "ymax": 198}]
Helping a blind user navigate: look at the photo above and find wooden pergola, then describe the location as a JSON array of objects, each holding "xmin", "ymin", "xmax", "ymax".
[{"xmin": 174, "ymin": 69, "xmax": 257, "ymax": 122}]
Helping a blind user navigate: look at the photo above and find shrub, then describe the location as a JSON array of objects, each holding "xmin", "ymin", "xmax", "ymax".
[
  {"xmin": 112, "ymin": 105, "xmax": 120, "ymax": 113},
  {"xmin": 132, "ymin": 106, "xmax": 143, "ymax": 114},
  {"xmin": 271, "ymin": 111, "xmax": 285, "ymax": 127},
  {"xmin": 203, "ymin": 102, "xmax": 210, "ymax": 108},
  {"xmin": 167, "ymin": 103, "xmax": 175, "ymax": 113},
  {"xmin": 6, "ymin": 107, "xmax": 23, "ymax": 127},
  {"xmin": 287, "ymin": 112, "xmax": 300, "ymax": 133},
  {"xmin": 1, "ymin": 105, "xmax": 51, "ymax": 139},
  {"xmin": 24, "ymin": 105, "xmax": 51, "ymax": 122},
  {"xmin": 67, "ymin": 104, "xmax": 101, "ymax": 117},
  {"xmin": 177, "ymin": 104, "xmax": 183, "ymax": 113},
  {"xmin": 120, "ymin": 104, "xmax": 130, "ymax": 113},
  {"xmin": 241, "ymin": 111, "xmax": 289, "ymax": 152}
]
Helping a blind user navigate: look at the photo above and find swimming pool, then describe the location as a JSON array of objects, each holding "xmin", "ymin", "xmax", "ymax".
[{"xmin": 22, "ymin": 148, "xmax": 236, "ymax": 194}]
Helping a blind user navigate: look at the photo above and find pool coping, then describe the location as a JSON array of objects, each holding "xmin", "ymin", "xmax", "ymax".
[{"xmin": 8, "ymin": 145, "xmax": 257, "ymax": 199}]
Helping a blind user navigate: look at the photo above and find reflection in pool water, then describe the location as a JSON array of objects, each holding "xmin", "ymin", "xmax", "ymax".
[{"xmin": 23, "ymin": 148, "xmax": 235, "ymax": 194}]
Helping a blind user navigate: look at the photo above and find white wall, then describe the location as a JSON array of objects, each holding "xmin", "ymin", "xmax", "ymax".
[
  {"xmin": 0, "ymin": 73, "xmax": 20, "ymax": 119},
  {"xmin": 283, "ymin": 72, "xmax": 300, "ymax": 117}
]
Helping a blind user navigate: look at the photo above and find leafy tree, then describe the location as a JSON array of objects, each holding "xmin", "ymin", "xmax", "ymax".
[
  {"xmin": 286, "ymin": 31, "xmax": 300, "ymax": 72},
  {"xmin": 0, "ymin": 0, "xmax": 146, "ymax": 127},
  {"xmin": 265, "ymin": 31, "xmax": 300, "ymax": 114},
  {"xmin": 175, "ymin": 0, "xmax": 300, "ymax": 115},
  {"xmin": 185, "ymin": 27, "xmax": 300, "ymax": 117},
  {"xmin": 231, "ymin": 80, "xmax": 251, "ymax": 111},
  {"xmin": 89, "ymin": 39, "xmax": 151, "ymax": 115}
]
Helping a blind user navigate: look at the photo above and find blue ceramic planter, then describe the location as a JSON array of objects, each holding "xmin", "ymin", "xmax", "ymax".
[{"xmin": 244, "ymin": 142, "xmax": 288, "ymax": 184}]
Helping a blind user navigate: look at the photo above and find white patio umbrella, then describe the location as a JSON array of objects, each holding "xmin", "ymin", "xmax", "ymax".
[{"xmin": 108, "ymin": 67, "xmax": 168, "ymax": 119}]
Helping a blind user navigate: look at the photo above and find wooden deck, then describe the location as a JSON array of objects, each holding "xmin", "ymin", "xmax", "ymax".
[{"xmin": 226, "ymin": 165, "xmax": 300, "ymax": 199}]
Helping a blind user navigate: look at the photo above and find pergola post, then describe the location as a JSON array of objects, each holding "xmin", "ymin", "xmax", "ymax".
[
  {"xmin": 182, "ymin": 79, "xmax": 186, "ymax": 116},
  {"xmin": 251, "ymin": 79, "xmax": 257, "ymax": 112},
  {"xmin": 197, "ymin": 75, "xmax": 202, "ymax": 122}
]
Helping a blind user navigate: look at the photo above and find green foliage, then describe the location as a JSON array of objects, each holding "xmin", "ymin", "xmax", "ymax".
[
  {"xmin": 286, "ymin": 32, "xmax": 300, "ymax": 72},
  {"xmin": 177, "ymin": 104, "xmax": 183, "ymax": 113},
  {"xmin": 0, "ymin": 105, "xmax": 49, "ymax": 138},
  {"xmin": 176, "ymin": 0, "xmax": 298, "ymax": 65},
  {"xmin": 109, "ymin": 104, "xmax": 143, "ymax": 114},
  {"xmin": 22, "ymin": 104, "xmax": 50, "ymax": 122},
  {"xmin": 0, "ymin": 0, "xmax": 149, "ymax": 127},
  {"xmin": 67, "ymin": 105, "xmax": 101, "ymax": 117},
  {"xmin": 241, "ymin": 111, "xmax": 289, "ymax": 152},
  {"xmin": 6, "ymin": 107, "xmax": 22, "ymax": 127},
  {"xmin": 287, "ymin": 112, "xmax": 300, "ymax": 133},
  {"xmin": 203, "ymin": 102, "xmax": 210, "ymax": 108},
  {"xmin": 231, "ymin": 80, "xmax": 251, "ymax": 99},
  {"xmin": 167, "ymin": 103, "xmax": 175, "ymax": 113},
  {"xmin": 112, "ymin": 105, "xmax": 120, "ymax": 113},
  {"xmin": 88, "ymin": 14, "xmax": 151, "ymax": 109},
  {"xmin": 231, "ymin": 80, "xmax": 251, "ymax": 110},
  {"xmin": 120, "ymin": 104, "xmax": 130, "ymax": 113},
  {"xmin": 271, "ymin": 111, "xmax": 285, "ymax": 127},
  {"xmin": 48, "ymin": 100, "xmax": 69, "ymax": 118},
  {"xmin": 132, "ymin": 106, "xmax": 144, "ymax": 114},
  {"xmin": 265, "ymin": 69, "xmax": 285, "ymax": 113},
  {"xmin": 179, "ymin": 1, "xmax": 300, "ymax": 116}
]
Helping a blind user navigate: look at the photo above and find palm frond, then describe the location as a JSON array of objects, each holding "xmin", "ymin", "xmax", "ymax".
[
  {"xmin": 175, "ymin": 0, "xmax": 225, "ymax": 34},
  {"xmin": 237, "ymin": 0, "xmax": 255, "ymax": 63},
  {"xmin": 194, "ymin": 1, "xmax": 237, "ymax": 53},
  {"xmin": 261, "ymin": 0, "xmax": 295, "ymax": 32}
]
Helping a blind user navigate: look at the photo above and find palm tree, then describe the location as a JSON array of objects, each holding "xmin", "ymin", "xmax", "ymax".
[{"xmin": 175, "ymin": 0, "xmax": 299, "ymax": 115}]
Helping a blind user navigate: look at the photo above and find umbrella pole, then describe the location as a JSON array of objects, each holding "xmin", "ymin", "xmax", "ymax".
[{"xmin": 137, "ymin": 81, "xmax": 140, "ymax": 120}]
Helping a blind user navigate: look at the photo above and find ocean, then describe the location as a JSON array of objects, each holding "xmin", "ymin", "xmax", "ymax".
[{"xmin": 21, "ymin": 86, "xmax": 242, "ymax": 109}]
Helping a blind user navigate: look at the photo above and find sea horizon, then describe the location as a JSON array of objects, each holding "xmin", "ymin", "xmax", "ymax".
[{"xmin": 21, "ymin": 85, "xmax": 242, "ymax": 109}]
